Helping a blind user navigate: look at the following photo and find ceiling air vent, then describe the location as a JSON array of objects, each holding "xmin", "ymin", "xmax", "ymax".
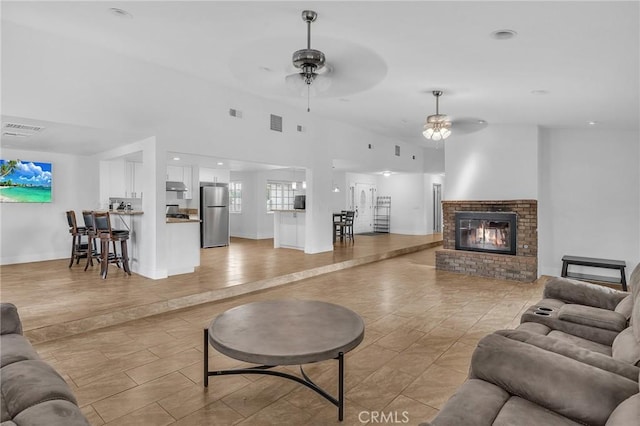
[
  {"xmin": 3, "ymin": 122, "xmax": 45, "ymax": 133},
  {"xmin": 297, "ymin": 125, "xmax": 304, "ymax": 132},
  {"xmin": 395, "ymin": 145, "xmax": 400, "ymax": 156},
  {"xmin": 270, "ymin": 114, "xmax": 283, "ymax": 132},
  {"xmin": 229, "ymin": 108, "xmax": 242, "ymax": 118}
]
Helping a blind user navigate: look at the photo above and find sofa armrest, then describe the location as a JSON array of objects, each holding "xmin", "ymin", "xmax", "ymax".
[
  {"xmin": 1, "ymin": 303, "xmax": 22, "ymax": 335},
  {"xmin": 558, "ymin": 304, "xmax": 627, "ymax": 332},
  {"xmin": 543, "ymin": 277, "xmax": 628, "ymax": 310},
  {"xmin": 471, "ymin": 333, "xmax": 638, "ymax": 426}
]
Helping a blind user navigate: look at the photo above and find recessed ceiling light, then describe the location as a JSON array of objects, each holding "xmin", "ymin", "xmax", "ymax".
[
  {"xmin": 477, "ymin": 120, "xmax": 487, "ymax": 125},
  {"xmin": 587, "ymin": 121, "xmax": 597, "ymax": 126},
  {"xmin": 531, "ymin": 90, "xmax": 549, "ymax": 95},
  {"xmin": 109, "ymin": 8, "xmax": 133, "ymax": 19},
  {"xmin": 259, "ymin": 66, "xmax": 272, "ymax": 72},
  {"xmin": 490, "ymin": 29, "xmax": 517, "ymax": 40},
  {"xmin": 173, "ymin": 157, "xmax": 180, "ymax": 161},
  {"xmin": 217, "ymin": 162, "xmax": 224, "ymax": 166},
  {"xmin": 382, "ymin": 171, "xmax": 392, "ymax": 177}
]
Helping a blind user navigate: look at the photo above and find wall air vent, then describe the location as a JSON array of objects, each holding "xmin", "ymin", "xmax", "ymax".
[
  {"xmin": 270, "ymin": 114, "xmax": 283, "ymax": 132},
  {"xmin": 2, "ymin": 131, "xmax": 31, "ymax": 138},
  {"xmin": 229, "ymin": 108, "xmax": 242, "ymax": 118},
  {"xmin": 3, "ymin": 122, "xmax": 45, "ymax": 133},
  {"xmin": 395, "ymin": 145, "xmax": 400, "ymax": 156}
]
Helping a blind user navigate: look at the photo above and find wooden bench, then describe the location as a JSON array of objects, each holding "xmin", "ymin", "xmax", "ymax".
[{"xmin": 561, "ymin": 255, "xmax": 627, "ymax": 291}]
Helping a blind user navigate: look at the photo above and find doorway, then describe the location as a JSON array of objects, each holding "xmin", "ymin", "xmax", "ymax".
[
  {"xmin": 433, "ymin": 183, "xmax": 442, "ymax": 232},
  {"xmin": 353, "ymin": 183, "xmax": 376, "ymax": 233}
]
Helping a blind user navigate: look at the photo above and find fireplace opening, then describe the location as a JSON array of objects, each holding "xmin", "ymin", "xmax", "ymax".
[{"xmin": 455, "ymin": 212, "xmax": 517, "ymax": 255}]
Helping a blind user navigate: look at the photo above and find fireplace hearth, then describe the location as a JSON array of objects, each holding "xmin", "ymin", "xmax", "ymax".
[{"xmin": 455, "ymin": 212, "xmax": 517, "ymax": 256}]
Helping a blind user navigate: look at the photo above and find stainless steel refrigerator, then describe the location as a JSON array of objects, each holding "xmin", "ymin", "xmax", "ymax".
[{"xmin": 200, "ymin": 183, "xmax": 229, "ymax": 248}]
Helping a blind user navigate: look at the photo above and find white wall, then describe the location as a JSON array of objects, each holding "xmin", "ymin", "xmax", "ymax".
[
  {"xmin": 445, "ymin": 125, "xmax": 539, "ymax": 200},
  {"xmin": 0, "ymin": 148, "xmax": 98, "ymax": 264},
  {"xmin": 538, "ymin": 128, "xmax": 640, "ymax": 278},
  {"xmin": 377, "ymin": 173, "xmax": 427, "ymax": 235}
]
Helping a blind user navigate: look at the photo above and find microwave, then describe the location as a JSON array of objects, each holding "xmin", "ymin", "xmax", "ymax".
[{"xmin": 294, "ymin": 195, "xmax": 306, "ymax": 210}]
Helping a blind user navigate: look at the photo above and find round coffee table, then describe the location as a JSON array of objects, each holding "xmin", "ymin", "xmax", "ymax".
[{"xmin": 203, "ymin": 299, "xmax": 365, "ymax": 421}]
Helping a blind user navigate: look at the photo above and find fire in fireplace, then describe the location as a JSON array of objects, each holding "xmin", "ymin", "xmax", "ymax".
[{"xmin": 455, "ymin": 212, "xmax": 517, "ymax": 255}]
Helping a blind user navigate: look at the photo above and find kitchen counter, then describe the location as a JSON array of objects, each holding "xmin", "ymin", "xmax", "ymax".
[
  {"xmin": 273, "ymin": 210, "xmax": 305, "ymax": 251},
  {"xmin": 166, "ymin": 219, "xmax": 200, "ymax": 275},
  {"xmin": 110, "ymin": 210, "xmax": 144, "ymax": 215},
  {"xmin": 166, "ymin": 218, "xmax": 200, "ymax": 223}
]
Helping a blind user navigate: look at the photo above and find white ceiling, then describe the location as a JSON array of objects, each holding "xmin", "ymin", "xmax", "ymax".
[{"xmin": 1, "ymin": 1, "xmax": 638, "ymax": 155}]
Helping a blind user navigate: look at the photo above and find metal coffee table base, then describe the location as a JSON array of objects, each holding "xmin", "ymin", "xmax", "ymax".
[{"xmin": 203, "ymin": 329, "xmax": 346, "ymax": 421}]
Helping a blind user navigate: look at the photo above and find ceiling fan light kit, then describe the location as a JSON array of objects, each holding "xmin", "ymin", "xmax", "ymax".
[
  {"xmin": 286, "ymin": 10, "xmax": 330, "ymax": 111},
  {"xmin": 423, "ymin": 90, "xmax": 452, "ymax": 141}
]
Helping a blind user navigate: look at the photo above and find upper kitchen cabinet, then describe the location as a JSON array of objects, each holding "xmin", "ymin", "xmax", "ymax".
[
  {"xmin": 104, "ymin": 160, "xmax": 126, "ymax": 198},
  {"xmin": 167, "ymin": 165, "xmax": 193, "ymax": 199},
  {"xmin": 125, "ymin": 161, "xmax": 144, "ymax": 198}
]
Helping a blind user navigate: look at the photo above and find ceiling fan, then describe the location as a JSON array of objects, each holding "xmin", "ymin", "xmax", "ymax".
[
  {"xmin": 285, "ymin": 10, "xmax": 332, "ymax": 111},
  {"xmin": 423, "ymin": 90, "xmax": 488, "ymax": 142}
]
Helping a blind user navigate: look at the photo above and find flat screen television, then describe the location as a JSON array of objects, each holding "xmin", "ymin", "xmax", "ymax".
[
  {"xmin": 0, "ymin": 159, "xmax": 52, "ymax": 203},
  {"xmin": 294, "ymin": 195, "xmax": 306, "ymax": 210}
]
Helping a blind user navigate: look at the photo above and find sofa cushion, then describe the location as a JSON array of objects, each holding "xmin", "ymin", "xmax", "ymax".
[
  {"xmin": 0, "ymin": 304, "xmax": 22, "ymax": 336},
  {"xmin": 611, "ymin": 327, "xmax": 640, "ymax": 366},
  {"xmin": 0, "ymin": 334, "xmax": 40, "ymax": 368},
  {"xmin": 493, "ymin": 397, "xmax": 582, "ymax": 426},
  {"xmin": 12, "ymin": 400, "xmax": 89, "ymax": 426},
  {"xmin": 516, "ymin": 322, "xmax": 552, "ymax": 335},
  {"xmin": 605, "ymin": 393, "xmax": 640, "ymax": 426},
  {"xmin": 496, "ymin": 329, "xmax": 638, "ymax": 381},
  {"xmin": 543, "ymin": 277, "xmax": 628, "ymax": 310},
  {"xmin": 429, "ymin": 379, "xmax": 509, "ymax": 426},
  {"xmin": 546, "ymin": 330, "xmax": 612, "ymax": 355},
  {"xmin": 471, "ymin": 334, "xmax": 637, "ymax": 426},
  {"xmin": 614, "ymin": 295, "xmax": 634, "ymax": 320},
  {"xmin": 558, "ymin": 304, "xmax": 627, "ymax": 332},
  {"xmin": 1, "ymin": 360, "xmax": 77, "ymax": 418}
]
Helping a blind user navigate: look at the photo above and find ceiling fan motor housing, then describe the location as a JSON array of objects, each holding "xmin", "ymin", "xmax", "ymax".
[{"xmin": 292, "ymin": 49, "xmax": 326, "ymax": 70}]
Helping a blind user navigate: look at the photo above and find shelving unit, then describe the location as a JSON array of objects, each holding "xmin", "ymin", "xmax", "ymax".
[{"xmin": 373, "ymin": 196, "xmax": 391, "ymax": 233}]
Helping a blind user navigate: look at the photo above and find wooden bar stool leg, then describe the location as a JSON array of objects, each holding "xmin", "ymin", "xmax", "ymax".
[
  {"xmin": 121, "ymin": 240, "xmax": 131, "ymax": 275},
  {"xmin": 100, "ymin": 238, "xmax": 109, "ymax": 279},
  {"xmin": 69, "ymin": 235, "xmax": 77, "ymax": 268}
]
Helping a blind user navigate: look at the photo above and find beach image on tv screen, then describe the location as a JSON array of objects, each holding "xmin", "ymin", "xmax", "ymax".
[{"xmin": 0, "ymin": 160, "xmax": 52, "ymax": 203}]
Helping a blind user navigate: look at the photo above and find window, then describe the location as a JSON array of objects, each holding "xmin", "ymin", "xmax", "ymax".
[
  {"xmin": 229, "ymin": 181, "xmax": 242, "ymax": 213},
  {"xmin": 266, "ymin": 181, "xmax": 295, "ymax": 211}
]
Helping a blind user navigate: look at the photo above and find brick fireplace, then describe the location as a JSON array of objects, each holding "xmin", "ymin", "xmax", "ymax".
[{"xmin": 435, "ymin": 200, "xmax": 537, "ymax": 282}]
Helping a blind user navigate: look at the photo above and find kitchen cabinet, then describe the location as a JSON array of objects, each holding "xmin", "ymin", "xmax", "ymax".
[
  {"xmin": 166, "ymin": 221, "xmax": 200, "ymax": 275},
  {"xmin": 125, "ymin": 161, "xmax": 143, "ymax": 198},
  {"xmin": 273, "ymin": 210, "xmax": 305, "ymax": 250},
  {"xmin": 105, "ymin": 160, "xmax": 126, "ymax": 198}
]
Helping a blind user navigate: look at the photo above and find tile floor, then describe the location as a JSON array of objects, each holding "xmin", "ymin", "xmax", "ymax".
[
  {"xmin": 26, "ymin": 248, "xmax": 546, "ymax": 425},
  {"xmin": 1, "ymin": 234, "xmax": 442, "ymax": 344}
]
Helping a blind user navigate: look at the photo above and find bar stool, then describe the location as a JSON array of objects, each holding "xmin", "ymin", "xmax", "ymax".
[
  {"xmin": 65, "ymin": 210, "xmax": 88, "ymax": 267},
  {"xmin": 92, "ymin": 211, "xmax": 131, "ymax": 279},
  {"xmin": 82, "ymin": 210, "xmax": 101, "ymax": 270},
  {"xmin": 343, "ymin": 211, "xmax": 355, "ymax": 242}
]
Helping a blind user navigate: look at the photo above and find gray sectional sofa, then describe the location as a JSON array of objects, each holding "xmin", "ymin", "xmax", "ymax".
[
  {"xmin": 0, "ymin": 303, "xmax": 89, "ymax": 426},
  {"xmin": 424, "ymin": 263, "xmax": 640, "ymax": 425}
]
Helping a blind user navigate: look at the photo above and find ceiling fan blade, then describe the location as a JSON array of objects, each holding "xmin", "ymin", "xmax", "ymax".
[{"xmin": 451, "ymin": 117, "xmax": 489, "ymax": 134}]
